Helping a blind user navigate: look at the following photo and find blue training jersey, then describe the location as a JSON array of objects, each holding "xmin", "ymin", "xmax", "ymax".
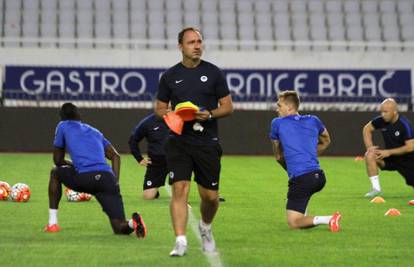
[
  {"xmin": 269, "ymin": 114, "xmax": 325, "ymax": 179},
  {"xmin": 53, "ymin": 120, "xmax": 112, "ymax": 174}
]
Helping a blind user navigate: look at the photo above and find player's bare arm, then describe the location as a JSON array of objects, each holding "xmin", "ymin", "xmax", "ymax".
[
  {"xmin": 317, "ymin": 129, "xmax": 331, "ymax": 155},
  {"xmin": 271, "ymin": 140, "xmax": 287, "ymax": 170},
  {"xmin": 376, "ymin": 139, "xmax": 414, "ymax": 159},
  {"xmin": 362, "ymin": 122, "xmax": 376, "ymax": 149},
  {"xmin": 105, "ymin": 144, "xmax": 121, "ymax": 183},
  {"xmin": 154, "ymin": 100, "xmax": 170, "ymax": 118},
  {"xmin": 195, "ymin": 95, "xmax": 234, "ymax": 121},
  {"xmin": 53, "ymin": 147, "xmax": 72, "ymax": 166}
]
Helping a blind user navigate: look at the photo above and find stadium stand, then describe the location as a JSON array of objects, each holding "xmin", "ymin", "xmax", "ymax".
[{"xmin": 1, "ymin": 0, "xmax": 414, "ymax": 51}]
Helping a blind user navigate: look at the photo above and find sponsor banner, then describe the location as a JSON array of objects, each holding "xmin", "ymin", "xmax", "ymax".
[{"xmin": 3, "ymin": 66, "xmax": 411, "ymax": 103}]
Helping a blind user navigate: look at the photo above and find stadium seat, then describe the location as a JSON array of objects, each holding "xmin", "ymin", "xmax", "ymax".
[
  {"xmin": 361, "ymin": 0, "xmax": 378, "ymax": 14},
  {"xmin": 166, "ymin": 0, "xmax": 181, "ymax": 11},
  {"xmin": 256, "ymin": 29, "xmax": 274, "ymax": 51},
  {"xmin": 218, "ymin": 0, "xmax": 235, "ymax": 12},
  {"xmin": 400, "ymin": 12, "xmax": 414, "ymax": 27},
  {"xmin": 401, "ymin": 25, "xmax": 414, "ymax": 41},
  {"xmin": 379, "ymin": 0, "xmax": 396, "ymax": 13},
  {"xmin": 345, "ymin": 13, "xmax": 362, "ymax": 27},
  {"xmin": 183, "ymin": 0, "xmax": 199, "ymax": 12},
  {"xmin": 59, "ymin": 0, "xmax": 75, "ymax": 9},
  {"xmin": 238, "ymin": 12, "xmax": 255, "ymax": 27},
  {"xmin": 290, "ymin": 0, "xmax": 306, "ymax": 13},
  {"xmin": 41, "ymin": 0, "xmax": 57, "ymax": 10},
  {"xmin": 77, "ymin": 0, "xmax": 92, "ymax": 9},
  {"xmin": 219, "ymin": 10, "xmax": 236, "ymax": 25},
  {"xmin": 166, "ymin": 9, "xmax": 183, "ymax": 28},
  {"xmin": 40, "ymin": 22, "xmax": 57, "ymax": 47},
  {"xmin": 273, "ymin": 0, "xmax": 289, "ymax": 13},
  {"xmin": 326, "ymin": 0, "xmax": 343, "ymax": 13},
  {"xmin": 58, "ymin": 0, "xmax": 75, "ymax": 49},
  {"xmin": 200, "ymin": 0, "xmax": 217, "ymax": 12},
  {"xmin": 397, "ymin": 0, "xmax": 414, "ymax": 14},
  {"xmin": 4, "ymin": 7, "xmax": 21, "ymax": 47},
  {"xmin": 237, "ymin": 0, "xmax": 253, "ymax": 13},
  {"xmin": 254, "ymin": 0, "xmax": 271, "ymax": 13},
  {"xmin": 0, "ymin": 0, "xmax": 411, "ymax": 52},
  {"xmin": 183, "ymin": 12, "xmax": 201, "ymax": 28},
  {"xmin": 343, "ymin": 0, "xmax": 360, "ymax": 13},
  {"xmin": 220, "ymin": 24, "xmax": 238, "ymax": 50},
  {"xmin": 308, "ymin": 1, "xmax": 324, "ymax": 13}
]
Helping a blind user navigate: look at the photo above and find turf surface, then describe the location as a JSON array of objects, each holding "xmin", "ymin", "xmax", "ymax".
[{"xmin": 1, "ymin": 153, "xmax": 413, "ymax": 266}]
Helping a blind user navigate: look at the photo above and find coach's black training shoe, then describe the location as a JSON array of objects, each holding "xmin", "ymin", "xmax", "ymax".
[{"xmin": 132, "ymin": 212, "xmax": 147, "ymax": 238}]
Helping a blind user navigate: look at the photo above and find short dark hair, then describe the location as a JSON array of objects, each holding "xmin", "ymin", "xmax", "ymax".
[
  {"xmin": 278, "ymin": 90, "xmax": 300, "ymax": 110},
  {"xmin": 60, "ymin": 102, "xmax": 81, "ymax": 121},
  {"xmin": 178, "ymin": 27, "xmax": 202, "ymax": 44}
]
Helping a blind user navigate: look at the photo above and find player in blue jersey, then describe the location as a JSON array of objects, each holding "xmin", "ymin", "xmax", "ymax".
[
  {"xmin": 129, "ymin": 113, "xmax": 169, "ymax": 200},
  {"xmin": 155, "ymin": 27, "xmax": 233, "ymax": 256},
  {"xmin": 44, "ymin": 103, "xmax": 147, "ymax": 238},
  {"xmin": 363, "ymin": 98, "xmax": 414, "ymax": 199},
  {"xmin": 269, "ymin": 90, "xmax": 341, "ymax": 232}
]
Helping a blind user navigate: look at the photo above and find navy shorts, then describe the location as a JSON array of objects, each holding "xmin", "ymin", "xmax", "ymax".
[
  {"xmin": 286, "ymin": 170, "xmax": 326, "ymax": 214},
  {"xmin": 382, "ymin": 157, "xmax": 414, "ymax": 187},
  {"xmin": 143, "ymin": 155, "xmax": 168, "ymax": 190},
  {"xmin": 55, "ymin": 165, "xmax": 126, "ymax": 220},
  {"xmin": 165, "ymin": 138, "xmax": 222, "ymax": 190}
]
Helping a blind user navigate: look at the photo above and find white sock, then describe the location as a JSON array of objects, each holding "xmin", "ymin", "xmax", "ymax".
[
  {"xmin": 128, "ymin": 219, "xmax": 134, "ymax": 229},
  {"xmin": 176, "ymin": 235, "xmax": 187, "ymax": 245},
  {"xmin": 200, "ymin": 220, "xmax": 211, "ymax": 230},
  {"xmin": 48, "ymin": 209, "xmax": 58, "ymax": 225},
  {"xmin": 369, "ymin": 176, "xmax": 381, "ymax": 191},
  {"xmin": 313, "ymin": 216, "xmax": 332, "ymax": 225}
]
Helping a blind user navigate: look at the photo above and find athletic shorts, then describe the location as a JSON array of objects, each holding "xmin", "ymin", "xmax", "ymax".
[
  {"xmin": 55, "ymin": 165, "xmax": 126, "ymax": 220},
  {"xmin": 143, "ymin": 155, "xmax": 168, "ymax": 190},
  {"xmin": 382, "ymin": 157, "xmax": 414, "ymax": 187},
  {"xmin": 165, "ymin": 138, "xmax": 222, "ymax": 190},
  {"xmin": 286, "ymin": 170, "xmax": 326, "ymax": 214}
]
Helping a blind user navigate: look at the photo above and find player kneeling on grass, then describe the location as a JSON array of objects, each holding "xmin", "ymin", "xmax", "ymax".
[
  {"xmin": 269, "ymin": 91, "xmax": 341, "ymax": 232},
  {"xmin": 45, "ymin": 103, "xmax": 147, "ymax": 238}
]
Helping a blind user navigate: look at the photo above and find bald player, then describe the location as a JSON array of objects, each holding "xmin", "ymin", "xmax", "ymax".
[{"xmin": 363, "ymin": 98, "xmax": 414, "ymax": 198}]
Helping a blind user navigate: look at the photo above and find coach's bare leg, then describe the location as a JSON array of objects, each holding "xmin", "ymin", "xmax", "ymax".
[
  {"xmin": 364, "ymin": 149, "xmax": 381, "ymax": 177},
  {"xmin": 48, "ymin": 167, "xmax": 62, "ymax": 209},
  {"xmin": 143, "ymin": 188, "xmax": 159, "ymax": 200},
  {"xmin": 170, "ymin": 181, "xmax": 190, "ymax": 235},
  {"xmin": 198, "ymin": 185, "xmax": 219, "ymax": 224},
  {"xmin": 286, "ymin": 210, "xmax": 315, "ymax": 229}
]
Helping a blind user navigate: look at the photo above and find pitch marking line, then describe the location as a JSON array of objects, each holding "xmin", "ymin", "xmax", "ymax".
[{"xmin": 165, "ymin": 184, "xmax": 224, "ymax": 267}]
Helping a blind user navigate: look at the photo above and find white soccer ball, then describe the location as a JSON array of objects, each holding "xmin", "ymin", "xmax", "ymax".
[
  {"xmin": 10, "ymin": 183, "xmax": 31, "ymax": 202},
  {"xmin": 65, "ymin": 188, "xmax": 92, "ymax": 202},
  {"xmin": 0, "ymin": 181, "xmax": 11, "ymax": 200}
]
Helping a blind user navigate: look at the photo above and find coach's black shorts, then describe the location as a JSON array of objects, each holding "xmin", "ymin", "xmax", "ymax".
[
  {"xmin": 382, "ymin": 157, "xmax": 414, "ymax": 187},
  {"xmin": 55, "ymin": 165, "xmax": 126, "ymax": 220},
  {"xmin": 143, "ymin": 155, "xmax": 168, "ymax": 190},
  {"xmin": 165, "ymin": 138, "xmax": 222, "ymax": 190},
  {"xmin": 286, "ymin": 170, "xmax": 326, "ymax": 214}
]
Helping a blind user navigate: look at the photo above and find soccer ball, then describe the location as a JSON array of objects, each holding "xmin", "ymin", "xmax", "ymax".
[
  {"xmin": 10, "ymin": 183, "xmax": 31, "ymax": 202},
  {"xmin": 65, "ymin": 188, "xmax": 92, "ymax": 202},
  {"xmin": 0, "ymin": 181, "xmax": 11, "ymax": 200}
]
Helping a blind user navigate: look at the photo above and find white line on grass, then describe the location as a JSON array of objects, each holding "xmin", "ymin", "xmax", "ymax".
[{"xmin": 165, "ymin": 184, "xmax": 224, "ymax": 267}]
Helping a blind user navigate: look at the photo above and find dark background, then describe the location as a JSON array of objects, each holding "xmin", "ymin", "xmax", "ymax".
[{"xmin": 0, "ymin": 107, "xmax": 397, "ymax": 156}]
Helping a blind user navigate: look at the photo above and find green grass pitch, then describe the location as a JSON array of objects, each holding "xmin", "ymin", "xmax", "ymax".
[{"xmin": 1, "ymin": 153, "xmax": 414, "ymax": 267}]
